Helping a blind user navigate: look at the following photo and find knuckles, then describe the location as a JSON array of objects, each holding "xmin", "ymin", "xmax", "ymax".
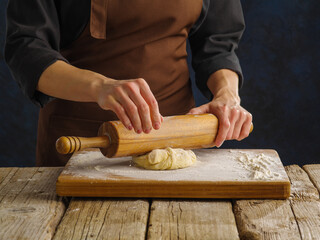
[
  {"xmin": 113, "ymin": 86, "xmax": 123, "ymax": 95},
  {"xmin": 218, "ymin": 105, "xmax": 228, "ymax": 112},
  {"xmin": 127, "ymin": 104, "xmax": 138, "ymax": 114},
  {"xmin": 135, "ymin": 78, "xmax": 146, "ymax": 86},
  {"xmin": 238, "ymin": 131, "xmax": 249, "ymax": 140},
  {"xmin": 123, "ymin": 81, "xmax": 137, "ymax": 93},
  {"xmin": 113, "ymin": 105, "xmax": 125, "ymax": 115},
  {"xmin": 100, "ymin": 103, "xmax": 109, "ymax": 110},
  {"xmin": 221, "ymin": 119, "xmax": 230, "ymax": 128},
  {"xmin": 149, "ymin": 98, "xmax": 158, "ymax": 108},
  {"xmin": 138, "ymin": 103, "xmax": 149, "ymax": 113},
  {"xmin": 231, "ymin": 108, "xmax": 239, "ymax": 115}
]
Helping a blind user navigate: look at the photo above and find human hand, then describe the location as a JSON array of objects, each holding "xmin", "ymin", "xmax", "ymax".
[
  {"xmin": 37, "ymin": 61, "xmax": 162, "ymax": 133},
  {"xmin": 188, "ymin": 91, "xmax": 252, "ymax": 147},
  {"xmin": 95, "ymin": 78, "xmax": 162, "ymax": 134},
  {"xmin": 188, "ymin": 69, "xmax": 253, "ymax": 147}
]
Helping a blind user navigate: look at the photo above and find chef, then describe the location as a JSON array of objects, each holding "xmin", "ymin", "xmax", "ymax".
[{"xmin": 5, "ymin": 0, "xmax": 252, "ymax": 166}]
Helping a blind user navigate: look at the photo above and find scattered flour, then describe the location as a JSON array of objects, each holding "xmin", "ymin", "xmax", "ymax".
[
  {"xmin": 234, "ymin": 151, "xmax": 281, "ymax": 180},
  {"xmin": 62, "ymin": 149, "xmax": 288, "ymax": 182}
]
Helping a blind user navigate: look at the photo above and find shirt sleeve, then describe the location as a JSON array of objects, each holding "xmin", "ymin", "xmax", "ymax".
[
  {"xmin": 188, "ymin": 0, "xmax": 245, "ymax": 100},
  {"xmin": 5, "ymin": 0, "xmax": 68, "ymax": 107}
]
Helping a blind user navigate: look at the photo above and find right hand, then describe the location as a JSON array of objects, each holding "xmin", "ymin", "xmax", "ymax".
[{"xmin": 95, "ymin": 77, "xmax": 162, "ymax": 134}]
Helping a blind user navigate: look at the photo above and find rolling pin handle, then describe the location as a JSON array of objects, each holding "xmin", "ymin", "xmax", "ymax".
[
  {"xmin": 250, "ymin": 123, "xmax": 254, "ymax": 133},
  {"xmin": 56, "ymin": 136, "xmax": 110, "ymax": 154}
]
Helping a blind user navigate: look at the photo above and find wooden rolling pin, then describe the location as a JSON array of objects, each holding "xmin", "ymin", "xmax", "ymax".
[{"xmin": 56, "ymin": 114, "xmax": 253, "ymax": 158}]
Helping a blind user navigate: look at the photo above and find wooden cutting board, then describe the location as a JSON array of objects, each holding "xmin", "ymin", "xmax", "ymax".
[{"xmin": 56, "ymin": 149, "xmax": 290, "ymax": 199}]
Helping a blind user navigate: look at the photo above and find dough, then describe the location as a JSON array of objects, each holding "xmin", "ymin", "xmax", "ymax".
[{"xmin": 132, "ymin": 147, "xmax": 197, "ymax": 170}]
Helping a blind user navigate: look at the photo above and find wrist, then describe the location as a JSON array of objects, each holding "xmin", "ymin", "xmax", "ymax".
[
  {"xmin": 86, "ymin": 70, "xmax": 116, "ymax": 102},
  {"xmin": 207, "ymin": 69, "xmax": 240, "ymax": 98},
  {"xmin": 214, "ymin": 87, "xmax": 241, "ymax": 105}
]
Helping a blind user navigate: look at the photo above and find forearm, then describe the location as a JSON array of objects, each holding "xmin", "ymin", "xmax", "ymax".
[
  {"xmin": 189, "ymin": 68, "xmax": 251, "ymax": 146},
  {"xmin": 207, "ymin": 69, "xmax": 240, "ymax": 104},
  {"xmin": 37, "ymin": 60, "xmax": 112, "ymax": 102},
  {"xmin": 37, "ymin": 60, "xmax": 162, "ymax": 133}
]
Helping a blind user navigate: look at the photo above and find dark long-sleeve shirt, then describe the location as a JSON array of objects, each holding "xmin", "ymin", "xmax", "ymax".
[{"xmin": 5, "ymin": 0, "xmax": 245, "ymax": 107}]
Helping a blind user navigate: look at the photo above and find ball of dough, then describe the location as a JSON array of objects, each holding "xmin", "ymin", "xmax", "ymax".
[{"xmin": 132, "ymin": 147, "xmax": 197, "ymax": 170}]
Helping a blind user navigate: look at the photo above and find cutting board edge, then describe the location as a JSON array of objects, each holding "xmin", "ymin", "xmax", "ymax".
[
  {"xmin": 56, "ymin": 179, "xmax": 291, "ymax": 199},
  {"xmin": 57, "ymin": 148, "xmax": 290, "ymax": 199}
]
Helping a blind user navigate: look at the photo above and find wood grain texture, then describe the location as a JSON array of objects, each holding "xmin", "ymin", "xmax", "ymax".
[
  {"xmin": 0, "ymin": 168, "xmax": 18, "ymax": 198},
  {"xmin": 303, "ymin": 165, "xmax": 320, "ymax": 194},
  {"xmin": 53, "ymin": 198, "xmax": 149, "ymax": 240},
  {"xmin": 56, "ymin": 136, "xmax": 110, "ymax": 154},
  {"xmin": 0, "ymin": 167, "xmax": 66, "ymax": 240},
  {"xmin": 290, "ymin": 200, "xmax": 320, "ymax": 240},
  {"xmin": 0, "ymin": 168, "xmax": 17, "ymax": 185},
  {"xmin": 147, "ymin": 200, "xmax": 239, "ymax": 240},
  {"xmin": 98, "ymin": 114, "xmax": 219, "ymax": 157},
  {"xmin": 233, "ymin": 200, "xmax": 300, "ymax": 240},
  {"xmin": 285, "ymin": 165, "xmax": 320, "ymax": 240},
  {"xmin": 285, "ymin": 165, "xmax": 319, "ymax": 200}
]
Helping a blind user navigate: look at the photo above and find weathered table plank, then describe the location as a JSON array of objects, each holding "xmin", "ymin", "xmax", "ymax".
[
  {"xmin": 1, "ymin": 165, "xmax": 320, "ymax": 240},
  {"xmin": 290, "ymin": 200, "xmax": 320, "ymax": 240},
  {"xmin": 53, "ymin": 198, "xmax": 149, "ymax": 240},
  {"xmin": 0, "ymin": 167, "xmax": 65, "ymax": 240},
  {"xmin": 303, "ymin": 165, "xmax": 320, "ymax": 194},
  {"xmin": 285, "ymin": 165, "xmax": 319, "ymax": 200},
  {"xmin": 0, "ymin": 168, "xmax": 18, "ymax": 186},
  {"xmin": 233, "ymin": 199, "xmax": 300, "ymax": 240},
  {"xmin": 147, "ymin": 200, "xmax": 239, "ymax": 240},
  {"xmin": 0, "ymin": 168, "xmax": 19, "ymax": 201},
  {"xmin": 285, "ymin": 165, "xmax": 320, "ymax": 240}
]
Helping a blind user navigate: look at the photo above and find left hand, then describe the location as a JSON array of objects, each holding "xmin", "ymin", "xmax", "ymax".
[
  {"xmin": 188, "ymin": 69, "xmax": 252, "ymax": 147},
  {"xmin": 188, "ymin": 96, "xmax": 252, "ymax": 147}
]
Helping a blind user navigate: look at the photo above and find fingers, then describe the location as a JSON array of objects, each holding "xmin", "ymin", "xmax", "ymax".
[
  {"xmin": 238, "ymin": 112, "xmax": 253, "ymax": 141},
  {"xmin": 112, "ymin": 101, "xmax": 133, "ymax": 131},
  {"xmin": 115, "ymin": 87, "xmax": 143, "ymax": 133},
  {"xmin": 105, "ymin": 96, "xmax": 133, "ymax": 130},
  {"xmin": 127, "ymin": 88, "xmax": 152, "ymax": 134},
  {"xmin": 187, "ymin": 104, "xmax": 210, "ymax": 115},
  {"xmin": 214, "ymin": 106, "xmax": 230, "ymax": 147},
  {"xmin": 112, "ymin": 78, "xmax": 161, "ymax": 134},
  {"xmin": 217, "ymin": 107, "xmax": 252, "ymax": 145},
  {"xmin": 191, "ymin": 100, "xmax": 253, "ymax": 147},
  {"xmin": 138, "ymin": 78, "xmax": 162, "ymax": 130},
  {"xmin": 226, "ymin": 108, "xmax": 239, "ymax": 140},
  {"xmin": 232, "ymin": 110, "xmax": 246, "ymax": 139}
]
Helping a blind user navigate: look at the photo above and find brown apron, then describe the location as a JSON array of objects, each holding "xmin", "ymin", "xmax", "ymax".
[{"xmin": 36, "ymin": 0, "xmax": 203, "ymax": 166}]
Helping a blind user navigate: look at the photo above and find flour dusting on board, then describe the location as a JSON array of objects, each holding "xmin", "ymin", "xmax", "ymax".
[
  {"xmin": 232, "ymin": 151, "xmax": 281, "ymax": 180},
  {"xmin": 63, "ymin": 149, "xmax": 288, "ymax": 182}
]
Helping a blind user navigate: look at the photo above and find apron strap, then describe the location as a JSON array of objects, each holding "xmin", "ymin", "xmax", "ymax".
[{"xmin": 90, "ymin": 0, "xmax": 108, "ymax": 39}]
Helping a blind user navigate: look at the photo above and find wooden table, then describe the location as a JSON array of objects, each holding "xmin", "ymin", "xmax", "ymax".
[{"xmin": 0, "ymin": 165, "xmax": 319, "ymax": 240}]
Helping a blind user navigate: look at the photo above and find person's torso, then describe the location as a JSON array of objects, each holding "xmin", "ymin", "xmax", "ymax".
[
  {"xmin": 60, "ymin": 0, "xmax": 202, "ymax": 115},
  {"xmin": 37, "ymin": 0, "xmax": 203, "ymax": 166}
]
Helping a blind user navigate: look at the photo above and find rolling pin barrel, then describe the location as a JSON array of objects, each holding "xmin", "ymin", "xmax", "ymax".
[{"xmin": 56, "ymin": 114, "xmax": 253, "ymax": 158}]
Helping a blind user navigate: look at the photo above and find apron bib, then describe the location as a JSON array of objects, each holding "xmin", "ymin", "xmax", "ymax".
[{"xmin": 36, "ymin": 0, "xmax": 203, "ymax": 166}]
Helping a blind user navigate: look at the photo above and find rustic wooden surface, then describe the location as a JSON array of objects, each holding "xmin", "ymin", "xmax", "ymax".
[
  {"xmin": 1, "ymin": 164, "xmax": 320, "ymax": 240},
  {"xmin": 0, "ymin": 167, "xmax": 65, "ymax": 240},
  {"xmin": 147, "ymin": 200, "xmax": 239, "ymax": 240},
  {"xmin": 285, "ymin": 165, "xmax": 319, "ymax": 200},
  {"xmin": 234, "ymin": 199, "xmax": 301, "ymax": 240},
  {"xmin": 53, "ymin": 198, "xmax": 149, "ymax": 240},
  {"xmin": 303, "ymin": 165, "xmax": 320, "ymax": 193},
  {"xmin": 286, "ymin": 165, "xmax": 320, "ymax": 240}
]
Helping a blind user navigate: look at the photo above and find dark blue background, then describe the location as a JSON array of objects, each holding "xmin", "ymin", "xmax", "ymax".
[{"xmin": 1, "ymin": 0, "xmax": 319, "ymax": 166}]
